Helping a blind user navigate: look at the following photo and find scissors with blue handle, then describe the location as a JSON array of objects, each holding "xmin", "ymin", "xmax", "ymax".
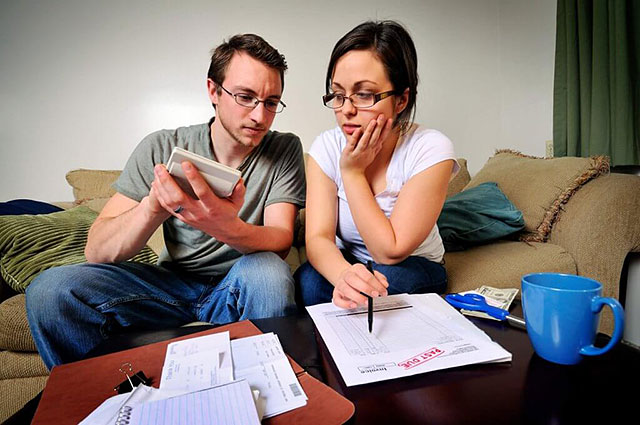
[{"xmin": 445, "ymin": 293, "xmax": 526, "ymax": 329}]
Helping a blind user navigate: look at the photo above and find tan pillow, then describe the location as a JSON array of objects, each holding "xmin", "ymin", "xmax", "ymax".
[
  {"xmin": 446, "ymin": 158, "xmax": 470, "ymax": 198},
  {"xmin": 65, "ymin": 169, "xmax": 121, "ymax": 201},
  {"xmin": 464, "ymin": 149, "xmax": 609, "ymax": 242}
]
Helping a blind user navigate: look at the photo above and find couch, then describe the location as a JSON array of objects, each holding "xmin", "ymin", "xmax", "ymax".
[{"xmin": 1, "ymin": 150, "xmax": 638, "ymax": 421}]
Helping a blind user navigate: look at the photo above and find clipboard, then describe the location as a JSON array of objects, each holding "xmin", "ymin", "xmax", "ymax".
[{"xmin": 31, "ymin": 320, "xmax": 355, "ymax": 425}]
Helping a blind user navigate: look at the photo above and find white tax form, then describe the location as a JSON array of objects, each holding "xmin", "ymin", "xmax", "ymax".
[
  {"xmin": 307, "ymin": 293, "xmax": 512, "ymax": 386},
  {"xmin": 160, "ymin": 331, "xmax": 233, "ymax": 393},
  {"xmin": 231, "ymin": 333, "xmax": 307, "ymax": 418}
]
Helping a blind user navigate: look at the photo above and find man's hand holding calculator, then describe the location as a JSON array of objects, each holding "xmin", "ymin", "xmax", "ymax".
[{"xmin": 149, "ymin": 147, "xmax": 246, "ymax": 242}]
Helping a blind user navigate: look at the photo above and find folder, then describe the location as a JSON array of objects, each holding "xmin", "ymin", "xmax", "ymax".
[{"xmin": 32, "ymin": 320, "xmax": 355, "ymax": 425}]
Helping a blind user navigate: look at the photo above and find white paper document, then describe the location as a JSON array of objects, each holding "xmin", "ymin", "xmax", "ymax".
[
  {"xmin": 79, "ymin": 381, "xmax": 263, "ymax": 425},
  {"xmin": 129, "ymin": 379, "xmax": 260, "ymax": 425},
  {"xmin": 307, "ymin": 293, "xmax": 512, "ymax": 386},
  {"xmin": 160, "ymin": 331, "xmax": 233, "ymax": 393},
  {"xmin": 79, "ymin": 331, "xmax": 307, "ymax": 424},
  {"xmin": 231, "ymin": 332, "xmax": 308, "ymax": 418},
  {"xmin": 78, "ymin": 384, "xmax": 184, "ymax": 425}
]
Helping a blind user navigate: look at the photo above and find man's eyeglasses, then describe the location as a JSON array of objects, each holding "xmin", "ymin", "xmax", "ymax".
[
  {"xmin": 322, "ymin": 90, "xmax": 396, "ymax": 109},
  {"xmin": 218, "ymin": 84, "xmax": 286, "ymax": 113}
]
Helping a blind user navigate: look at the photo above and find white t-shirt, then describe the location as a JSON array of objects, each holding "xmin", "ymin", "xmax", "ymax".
[{"xmin": 309, "ymin": 124, "xmax": 458, "ymax": 263}]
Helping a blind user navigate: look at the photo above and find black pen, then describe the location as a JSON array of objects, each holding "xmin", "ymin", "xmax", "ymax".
[{"xmin": 366, "ymin": 260, "xmax": 374, "ymax": 333}]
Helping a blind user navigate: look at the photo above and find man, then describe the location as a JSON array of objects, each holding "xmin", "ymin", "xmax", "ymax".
[{"xmin": 26, "ymin": 34, "xmax": 306, "ymax": 369}]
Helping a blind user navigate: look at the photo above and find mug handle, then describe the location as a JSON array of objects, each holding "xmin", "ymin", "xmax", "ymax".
[{"xmin": 579, "ymin": 296, "xmax": 625, "ymax": 356}]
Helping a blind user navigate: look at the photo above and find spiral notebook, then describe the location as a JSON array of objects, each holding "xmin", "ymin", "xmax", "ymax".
[
  {"xmin": 127, "ymin": 380, "xmax": 260, "ymax": 425},
  {"xmin": 79, "ymin": 380, "xmax": 260, "ymax": 425}
]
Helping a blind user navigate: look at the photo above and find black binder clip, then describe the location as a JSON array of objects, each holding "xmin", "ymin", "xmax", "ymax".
[{"xmin": 114, "ymin": 362, "xmax": 150, "ymax": 394}]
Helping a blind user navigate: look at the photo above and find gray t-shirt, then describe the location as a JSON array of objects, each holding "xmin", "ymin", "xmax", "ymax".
[{"xmin": 114, "ymin": 118, "xmax": 306, "ymax": 277}]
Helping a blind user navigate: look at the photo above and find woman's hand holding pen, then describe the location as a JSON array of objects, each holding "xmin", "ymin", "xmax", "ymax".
[
  {"xmin": 332, "ymin": 263, "xmax": 389, "ymax": 309},
  {"xmin": 339, "ymin": 114, "xmax": 393, "ymax": 176}
]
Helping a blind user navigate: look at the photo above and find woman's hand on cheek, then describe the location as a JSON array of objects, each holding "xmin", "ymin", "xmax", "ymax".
[{"xmin": 339, "ymin": 115, "xmax": 393, "ymax": 175}]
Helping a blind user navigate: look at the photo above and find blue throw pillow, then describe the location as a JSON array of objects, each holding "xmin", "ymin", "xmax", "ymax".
[
  {"xmin": 0, "ymin": 199, "xmax": 63, "ymax": 215},
  {"xmin": 437, "ymin": 182, "xmax": 525, "ymax": 251}
]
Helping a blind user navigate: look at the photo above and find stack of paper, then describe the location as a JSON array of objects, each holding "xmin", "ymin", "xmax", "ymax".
[
  {"xmin": 79, "ymin": 330, "xmax": 307, "ymax": 424},
  {"xmin": 160, "ymin": 331, "xmax": 234, "ymax": 392},
  {"xmin": 307, "ymin": 293, "xmax": 512, "ymax": 386},
  {"xmin": 231, "ymin": 333, "xmax": 308, "ymax": 418},
  {"xmin": 157, "ymin": 330, "xmax": 307, "ymax": 418}
]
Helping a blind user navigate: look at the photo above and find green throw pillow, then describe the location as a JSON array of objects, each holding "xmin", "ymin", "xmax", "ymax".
[
  {"xmin": 0, "ymin": 206, "xmax": 158, "ymax": 292},
  {"xmin": 437, "ymin": 182, "xmax": 525, "ymax": 251}
]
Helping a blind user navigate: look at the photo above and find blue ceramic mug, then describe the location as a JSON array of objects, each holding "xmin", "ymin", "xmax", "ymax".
[{"xmin": 521, "ymin": 273, "xmax": 624, "ymax": 365}]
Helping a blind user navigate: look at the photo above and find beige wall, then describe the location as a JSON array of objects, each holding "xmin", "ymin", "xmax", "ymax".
[{"xmin": 0, "ymin": 0, "xmax": 556, "ymax": 201}]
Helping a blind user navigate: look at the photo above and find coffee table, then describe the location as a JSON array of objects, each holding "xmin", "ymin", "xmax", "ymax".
[
  {"xmin": 7, "ymin": 306, "xmax": 638, "ymax": 425},
  {"xmin": 315, "ymin": 306, "xmax": 639, "ymax": 424},
  {"xmin": 259, "ymin": 306, "xmax": 638, "ymax": 425}
]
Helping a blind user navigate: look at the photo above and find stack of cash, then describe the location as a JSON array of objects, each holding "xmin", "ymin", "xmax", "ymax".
[{"xmin": 460, "ymin": 286, "xmax": 518, "ymax": 321}]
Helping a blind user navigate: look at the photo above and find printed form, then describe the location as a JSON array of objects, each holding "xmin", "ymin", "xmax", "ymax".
[
  {"xmin": 160, "ymin": 331, "xmax": 306, "ymax": 418},
  {"xmin": 231, "ymin": 333, "xmax": 307, "ymax": 418},
  {"xmin": 79, "ymin": 332, "xmax": 307, "ymax": 424},
  {"xmin": 160, "ymin": 331, "xmax": 234, "ymax": 393},
  {"xmin": 307, "ymin": 293, "xmax": 512, "ymax": 386}
]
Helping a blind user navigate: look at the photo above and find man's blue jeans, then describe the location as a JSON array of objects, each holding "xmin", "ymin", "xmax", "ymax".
[
  {"xmin": 294, "ymin": 251, "xmax": 447, "ymax": 306},
  {"xmin": 26, "ymin": 252, "xmax": 295, "ymax": 369}
]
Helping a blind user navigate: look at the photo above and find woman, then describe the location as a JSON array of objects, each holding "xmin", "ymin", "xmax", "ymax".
[{"xmin": 295, "ymin": 20, "xmax": 458, "ymax": 309}]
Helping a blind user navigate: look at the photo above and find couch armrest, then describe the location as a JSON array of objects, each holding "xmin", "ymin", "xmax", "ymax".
[{"xmin": 548, "ymin": 173, "xmax": 640, "ymax": 331}]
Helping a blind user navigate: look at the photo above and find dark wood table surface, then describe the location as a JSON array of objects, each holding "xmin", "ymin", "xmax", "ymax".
[
  {"xmin": 6, "ymin": 305, "xmax": 639, "ymax": 425},
  {"xmin": 315, "ymin": 307, "xmax": 640, "ymax": 425}
]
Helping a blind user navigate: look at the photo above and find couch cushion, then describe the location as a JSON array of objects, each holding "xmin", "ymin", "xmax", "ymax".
[
  {"xmin": 65, "ymin": 169, "xmax": 121, "ymax": 201},
  {"xmin": 0, "ymin": 376, "xmax": 49, "ymax": 423},
  {"xmin": 298, "ymin": 246, "xmax": 307, "ymax": 268},
  {"xmin": 0, "ymin": 206, "xmax": 158, "ymax": 292},
  {"xmin": 76, "ymin": 197, "xmax": 111, "ymax": 212},
  {"xmin": 444, "ymin": 240, "xmax": 577, "ymax": 294},
  {"xmin": 284, "ymin": 247, "xmax": 301, "ymax": 275},
  {"xmin": 446, "ymin": 158, "xmax": 470, "ymax": 198},
  {"xmin": 0, "ymin": 295, "xmax": 36, "ymax": 352},
  {"xmin": 0, "ymin": 351, "xmax": 47, "ymax": 379},
  {"xmin": 464, "ymin": 150, "xmax": 609, "ymax": 242}
]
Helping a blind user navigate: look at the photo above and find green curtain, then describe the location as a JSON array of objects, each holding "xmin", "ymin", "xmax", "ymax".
[{"xmin": 554, "ymin": 0, "xmax": 640, "ymax": 165}]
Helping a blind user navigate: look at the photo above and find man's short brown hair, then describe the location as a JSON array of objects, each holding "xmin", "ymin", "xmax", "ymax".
[{"xmin": 208, "ymin": 34, "xmax": 288, "ymax": 90}]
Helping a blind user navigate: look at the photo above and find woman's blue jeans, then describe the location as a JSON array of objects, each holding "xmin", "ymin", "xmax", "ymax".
[
  {"xmin": 26, "ymin": 252, "xmax": 295, "ymax": 369},
  {"xmin": 294, "ymin": 250, "xmax": 447, "ymax": 307}
]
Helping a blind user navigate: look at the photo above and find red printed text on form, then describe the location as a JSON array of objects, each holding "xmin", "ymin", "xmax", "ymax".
[{"xmin": 398, "ymin": 347, "xmax": 444, "ymax": 370}]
